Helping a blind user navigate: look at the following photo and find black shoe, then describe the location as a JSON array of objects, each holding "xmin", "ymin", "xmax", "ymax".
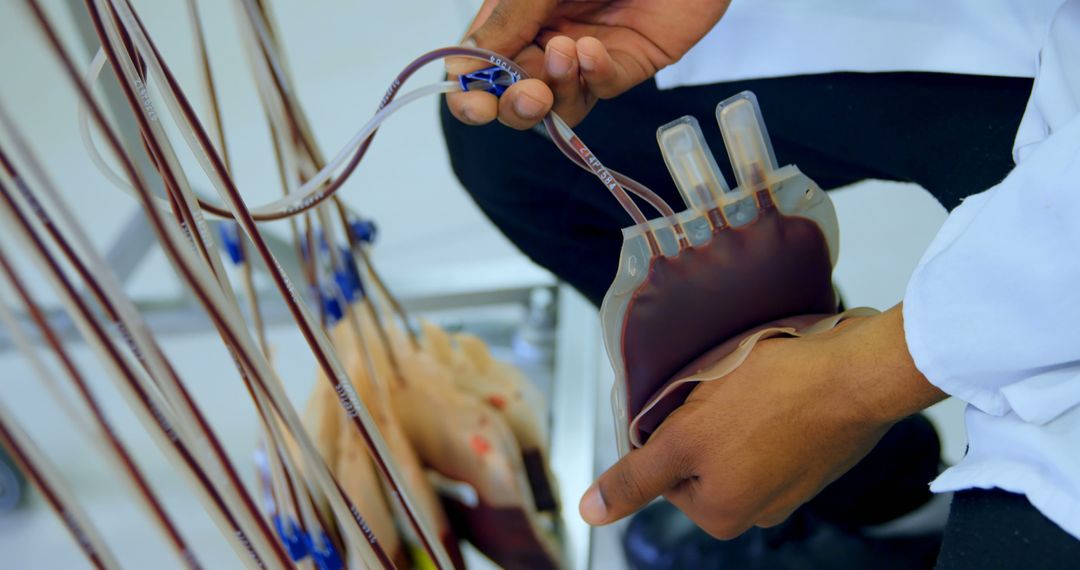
[{"xmin": 623, "ymin": 501, "xmax": 941, "ymax": 570}]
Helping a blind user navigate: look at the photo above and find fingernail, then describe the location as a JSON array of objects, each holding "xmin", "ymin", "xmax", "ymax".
[
  {"xmin": 579, "ymin": 53, "xmax": 597, "ymax": 72},
  {"xmin": 579, "ymin": 482, "xmax": 608, "ymax": 525},
  {"xmin": 547, "ymin": 48, "xmax": 573, "ymax": 78},
  {"xmin": 513, "ymin": 93, "xmax": 546, "ymax": 120},
  {"xmin": 460, "ymin": 37, "xmax": 477, "ymax": 48}
]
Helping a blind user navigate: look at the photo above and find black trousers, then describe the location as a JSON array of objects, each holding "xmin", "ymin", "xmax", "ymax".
[
  {"xmin": 937, "ymin": 489, "xmax": 1079, "ymax": 569},
  {"xmin": 440, "ymin": 72, "xmax": 1058, "ymax": 560}
]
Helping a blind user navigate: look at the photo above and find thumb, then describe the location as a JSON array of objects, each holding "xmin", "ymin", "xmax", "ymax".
[{"xmin": 579, "ymin": 437, "xmax": 691, "ymax": 525}]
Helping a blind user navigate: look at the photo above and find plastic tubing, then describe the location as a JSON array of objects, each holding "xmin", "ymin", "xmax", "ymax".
[
  {"xmin": 106, "ymin": 0, "xmax": 450, "ymax": 565},
  {"xmin": 79, "ymin": 38, "xmax": 677, "ymax": 234},
  {"xmin": 175, "ymin": 1, "xmax": 320, "ymax": 550},
  {"xmin": 0, "ymin": 244, "xmax": 202, "ymax": 570},
  {"xmin": 0, "ymin": 130, "xmax": 272, "ymax": 569},
  {"xmin": 16, "ymin": 4, "xmax": 290, "ymax": 567},
  {"xmin": 0, "ymin": 144, "xmax": 275, "ymax": 570},
  {"xmin": 78, "ymin": 48, "xmax": 455, "ymax": 215},
  {"xmin": 101, "ymin": 3, "xmax": 391, "ymax": 565},
  {"xmin": 40, "ymin": 1, "xmax": 400, "ymax": 566},
  {"xmin": 88, "ymin": 1, "xmax": 395, "ymax": 566},
  {"xmin": 231, "ymin": 0, "xmax": 682, "ymax": 248},
  {"xmin": 80, "ymin": 44, "xmax": 681, "ymax": 256},
  {"xmin": 0, "ymin": 400, "xmax": 120, "ymax": 570}
]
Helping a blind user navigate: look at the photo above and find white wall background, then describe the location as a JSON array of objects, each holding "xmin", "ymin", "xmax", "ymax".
[{"xmin": 0, "ymin": 1, "xmax": 965, "ymax": 568}]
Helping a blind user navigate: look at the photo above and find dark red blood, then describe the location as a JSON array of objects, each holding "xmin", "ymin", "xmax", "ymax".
[
  {"xmin": 522, "ymin": 448, "xmax": 558, "ymax": 512},
  {"xmin": 620, "ymin": 194, "xmax": 836, "ymax": 444},
  {"xmin": 441, "ymin": 497, "xmax": 558, "ymax": 570},
  {"xmin": 439, "ymin": 528, "xmax": 466, "ymax": 570},
  {"xmin": 635, "ymin": 313, "xmax": 832, "ymax": 439}
]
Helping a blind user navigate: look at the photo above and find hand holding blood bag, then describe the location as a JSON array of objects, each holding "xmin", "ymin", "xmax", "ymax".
[{"xmin": 601, "ymin": 92, "xmax": 843, "ymax": 455}]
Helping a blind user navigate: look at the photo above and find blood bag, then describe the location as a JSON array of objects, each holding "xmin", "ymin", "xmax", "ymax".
[
  {"xmin": 420, "ymin": 322, "xmax": 559, "ymax": 513},
  {"xmin": 601, "ymin": 92, "xmax": 841, "ymax": 455},
  {"xmin": 384, "ymin": 323, "xmax": 563, "ymax": 570}
]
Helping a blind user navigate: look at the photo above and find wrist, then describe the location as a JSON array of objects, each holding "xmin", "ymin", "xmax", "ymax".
[{"xmin": 831, "ymin": 304, "xmax": 948, "ymax": 426}]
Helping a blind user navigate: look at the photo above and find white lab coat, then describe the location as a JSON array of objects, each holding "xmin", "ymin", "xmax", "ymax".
[
  {"xmin": 656, "ymin": 0, "xmax": 1065, "ymax": 87},
  {"xmin": 904, "ymin": 1, "xmax": 1080, "ymax": 541},
  {"xmin": 657, "ymin": 0, "xmax": 1080, "ymax": 539}
]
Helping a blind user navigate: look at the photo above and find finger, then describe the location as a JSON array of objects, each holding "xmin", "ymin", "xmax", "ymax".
[
  {"xmin": 446, "ymin": 90, "xmax": 500, "ymax": 125},
  {"xmin": 543, "ymin": 36, "xmax": 593, "ymax": 126},
  {"xmin": 448, "ymin": 40, "xmax": 545, "ymax": 127},
  {"xmin": 465, "ymin": 0, "xmax": 500, "ymax": 38},
  {"xmin": 446, "ymin": 0, "xmax": 555, "ymax": 78},
  {"xmin": 497, "ymin": 79, "xmax": 552, "ymax": 130},
  {"xmin": 576, "ymin": 36, "xmax": 639, "ymax": 100},
  {"xmin": 579, "ymin": 431, "xmax": 693, "ymax": 526},
  {"xmin": 469, "ymin": 0, "xmax": 557, "ymax": 57},
  {"xmin": 445, "ymin": 0, "xmax": 501, "ymax": 79}
]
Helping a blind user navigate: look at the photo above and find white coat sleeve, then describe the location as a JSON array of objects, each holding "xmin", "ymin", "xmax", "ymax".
[{"xmin": 903, "ymin": 3, "xmax": 1080, "ymax": 424}]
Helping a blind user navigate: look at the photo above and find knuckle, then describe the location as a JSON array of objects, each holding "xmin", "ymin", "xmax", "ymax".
[
  {"xmin": 650, "ymin": 418, "xmax": 701, "ymax": 475},
  {"xmin": 702, "ymin": 517, "xmax": 751, "ymax": 541},
  {"xmin": 757, "ymin": 514, "xmax": 786, "ymax": 528},
  {"xmin": 757, "ymin": 506, "xmax": 796, "ymax": 529},
  {"xmin": 664, "ymin": 442, "xmax": 696, "ymax": 477},
  {"xmin": 497, "ymin": 108, "xmax": 536, "ymax": 130},
  {"xmin": 612, "ymin": 465, "xmax": 649, "ymax": 505}
]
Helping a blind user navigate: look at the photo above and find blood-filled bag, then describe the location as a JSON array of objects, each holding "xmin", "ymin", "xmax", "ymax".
[
  {"xmin": 379, "ymin": 320, "xmax": 562, "ymax": 569},
  {"xmin": 601, "ymin": 92, "xmax": 841, "ymax": 455},
  {"xmin": 420, "ymin": 321, "xmax": 560, "ymax": 514},
  {"xmin": 299, "ymin": 316, "xmax": 463, "ymax": 568}
]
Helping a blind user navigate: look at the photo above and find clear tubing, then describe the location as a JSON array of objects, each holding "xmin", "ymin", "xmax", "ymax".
[
  {"xmin": 0, "ymin": 125, "xmax": 269, "ymax": 569},
  {"xmin": 108, "ymin": 0, "xmax": 449, "ymax": 565},
  {"xmin": 257, "ymin": 80, "xmax": 454, "ymax": 196},
  {"xmin": 235, "ymin": 2, "xmax": 679, "ymax": 246},
  {"xmin": 239, "ymin": 14, "xmax": 375, "ymax": 552},
  {"xmin": 79, "ymin": 3, "xmax": 297, "ymax": 567},
  {"xmin": 0, "ymin": 250, "xmax": 202, "ymax": 570},
  {"xmin": 82, "ymin": 35, "xmax": 676, "ymax": 230},
  {"xmin": 238, "ymin": 36, "xmax": 681, "ymax": 251},
  {"xmin": 77, "ymin": 44, "xmax": 456, "ymax": 218},
  {"xmin": 236, "ymin": 45, "xmax": 676, "ymax": 224},
  {"xmin": 236, "ymin": 0, "xmax": 326, "ymax": 169},
  {"xmin": 241, "ymin": 0, "xmax": 418, "ymax": 355},
  {"xmin": 0, "ymin": 283, "xmax": 96, "ymax": 437},
  {"xmin": 0, "ymin": 400, "xmax": 121, "ymax": 570},
  {"xmin": 77, "ymin": 52, "xmax": 131, "ymax": 190},
  {"xmin": 0, "ymin": 159, "xmax": 268, "ymax": 570},
  {"xmin": 62, "ymin": 1, "xmax": 403, "ymax": 566},
  {"xmin": 178, "ymin": 2, "xmax": 310, "ymax": 549},
  {"xmin": 222, "ymin": 11, "xmax": 324, "ymax": 546},
  {"xmin": 87, "ymin": 0, "xmax": 396, "ymax": 566},
  {"xmin": 544, "ymin": 115, "xmax": 681, "ymax": 252},
  {"xmin": 331, "ymin": 200, "xmax": 420, "ymax": 351},
  {"xmin": 16, "ymin": 4, "xmax": 287, "ymax": 567}
]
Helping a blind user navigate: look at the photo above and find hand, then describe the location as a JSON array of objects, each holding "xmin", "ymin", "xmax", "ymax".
[
  {"xmin": 446, "ymin": 0, "xmax": 732, "ymax": 129},
  {"xmin": 578, "ymin": 304, "xmax": 948, "ymax": 538}
]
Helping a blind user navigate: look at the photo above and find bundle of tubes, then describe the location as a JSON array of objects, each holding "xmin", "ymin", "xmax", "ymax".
[{"xmin": 0, "ymin": 0, "xmax": 690, "ymax": 568}]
